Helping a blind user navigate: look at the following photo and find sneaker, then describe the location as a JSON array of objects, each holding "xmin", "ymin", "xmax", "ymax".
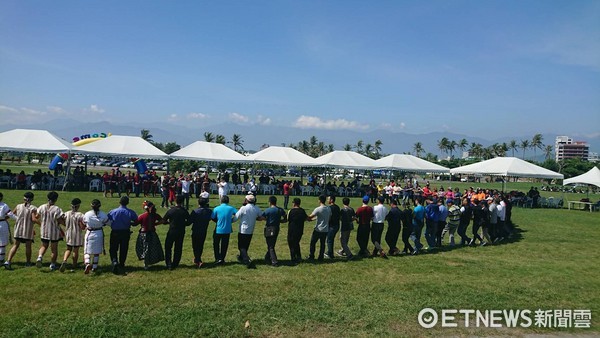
[
  {"xmin": 336, "ymin": 249, "xmax": 346, "ymax": 257},
  {"xmin": 3, "ymin": 262, "xmax": 12, "ymax": 270},
  {"xmin": 236, "ymin": 255, "xmax": 243, "ymax": 263},
  {"xmin": 380, "ymin": 251, "xmax": 388, "ymax": 259},
  {"xmin": 324, "ymin": 253, "xmax": 332, "ymax": 259},
  {"xmin": 197, "ymin": 261, "xmax": 204, "ymax": 269},
  {"xmin": 25, "ymin": 262, "xmax": 33, "ymax": 267},
  {"xmin": 84, "ymin": 264, "xmax": 92, "ymax": 274},
  {"xmin": 216, "ymin": 260, "xmax": 225, "ymax": 266},
  {"xmin": 480, "ymin": 241, "xmax": 487, "ymax": 247},
  {"xmin": 59, "ymin": 262, "xmax": 67, "ymax": 273},
  {"xmin": 247, "ymin": 261, "xmax": 256, "ymax": 269},
  {"xmin": 111, "ymin": 263, "xmax": 119, "ymax": 274},
  {"xmin": 49, "ymin": 264, "xmax": 57, "ymax": 271},
  {"xmin": 36, "ymin": 259, "xmax": 42, "ymax": 268},
  {"xmin": 468, "ymin": 238, "xmax": 475, "ymax": 246}
]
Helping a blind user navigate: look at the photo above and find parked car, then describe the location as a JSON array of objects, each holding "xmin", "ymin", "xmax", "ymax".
[
  {"xmin": 146, "ymin": 162, "xmax": 163, "ymax": 170},
  {"xmin": 120, "ymin": 163, "xmax": 135, "ymax": 168}
]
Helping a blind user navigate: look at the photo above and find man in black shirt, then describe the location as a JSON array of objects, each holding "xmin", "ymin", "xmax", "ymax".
[
  {"xmin": 287, "ymin": 198, "xmax": 307, "ymax": 264},
  {"xmin": 325, "ymin": 196, "xmax": 340, "ymax": 259},
  {"xmin": 162, "ymin": 195, "xmax": 191, "ymax": 270},
  {"xmin": 189, "ymin": 196, "xmax": 212, "ymax": 268},
  {"xmin": 338, "ymin": 197, "xmax": 355, "ymax": 260},
  {"xmin": 384, "ymin": 200, "xmax": 402, "ymax": 256},
  {"xmin": 400, "ymin": 203, "xmax": 414, "ymax": 254}
]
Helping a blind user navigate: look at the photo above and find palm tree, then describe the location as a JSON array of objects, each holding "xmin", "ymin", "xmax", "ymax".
[
  {"xmin": 413, "ymin": 142, "xmax": 424, "ymax": 158},
  {"xmin": 364, "ymin": 144, "xmax": 373, "ymax": 158},
  {"xmin": 309, "ymin": 136, "xmax": 318, "ymax": 149},
  {"xmin": 355, "ymin": 140, "xmax": 364, "ymax": 154},
  {"xmin": 508, "ymin": 140, "xmax": 518, "ymax": 157},
  {"xmin": 374, "ymin": 139, "xmax": 383, "ymax": 157},
  {"xmin": 520, "ymin": 140, "xmax": 530, "ymax": 160},
  {"xmin": 203, "ymin": 132, "xmax": 215, "ymax": 143},
  {"xmin": 531, "ymin": 134, "xmax": 544, "ymax": 159},
  {"xmin": 544, "ymin": 145, "xmax": 554, "ymax": 160},
  {"xmin": 448, "ymin": 140, "xmax": 457, "ymax": 158},
  {"xmin": 215, "ymin": 134, "xmax": 226, "ymax": 145},
  {"xmin": 469, "ymin": 142, "xmax": 483, "ymax": 159},
  {"xmin": 343, "ymin": 144, "xmax": 352, "ymax": 151},
  {"xmin": 140, "ymin": 129, "xmax": 153, "ymax": 142},
  {"xmin": 458, "ymin": 138, "xmax": 468, "ymax": 158},
  {"xmin": 438, "ymin": 137, "xmax": 450, "ymax": 157},
  {"xmin": 326, "ymin": 144, "xmax": 335, "ymax": 153},
  {"xmin": 230, "ymin": 134, "xmax": 244, "ymax": 152}
]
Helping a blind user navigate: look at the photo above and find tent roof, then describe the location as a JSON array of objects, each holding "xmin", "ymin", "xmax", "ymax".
[
  {"xmin": 0, "ymin": 128, "xmax": 73, "ymax": 153},
  {"xmin": 247, "ymin": 146, "xmax": 319, "ymax": 167},
  {"xmin": 169, "ymin": 141, "xmax": 248, "ymax": 163},
  {"xmin": 375, "ymin": 154, "xmax": 449, "ymax": 173},
  {"xmin": 74, "ymin": 135, "xmax": 168, "ymax": 159},
  {"xmin": 449, "ymin": 157, "xmax": 564, "ymax": 179},
  {"xmin": 563, "ymin": 166, "xmax": 600, "ymax": 188},
  {"xmin": 315, "ymin": 150, "xmax": 378, "ymax": 170}
]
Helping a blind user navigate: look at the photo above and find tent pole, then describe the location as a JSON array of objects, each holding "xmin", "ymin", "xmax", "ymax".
[{"xmin": 62, "ymin": 151, "xmax": 72, "ymax": 191}]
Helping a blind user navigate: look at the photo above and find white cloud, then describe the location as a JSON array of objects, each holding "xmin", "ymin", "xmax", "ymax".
[
  {"xmin": 257, "ymin": 115, "xmax": 271, "ymax": 126},
  {"xmin": 229, "ymin": 112, "xmax": 249, "ymax": 123},
  {"xmin": 294, "ymin": 115, "xmax": 369, "ymax": 130},
  {"xmin": 46, "ymin": 105, "xmax": 66, "ymax": 114},
  {"xmin": 83, "ymin": 104, "xmax": 105, "ymax": 114},
  {"xmin": 168, "ymin": 114, "xmax": 179, "ymax": 121},
  {"xmin": 0, "ymin": 105, "xmax": 18, "ymax": 113},
  {"xmin": 187, "ymin": 112, "xmax": 209, "ymax": 120},
  {"xmin": 400, "ymin": 122, "xmax": 406, "ymax": 129},
  {"xmin": 20, "ymin": 107, "xmax": 47, "ymax": 116}
]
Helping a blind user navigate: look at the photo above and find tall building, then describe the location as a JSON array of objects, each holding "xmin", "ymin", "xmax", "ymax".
[{"xmin": 555, "ymin": 136, "xmax": 589, "ymax": 161}]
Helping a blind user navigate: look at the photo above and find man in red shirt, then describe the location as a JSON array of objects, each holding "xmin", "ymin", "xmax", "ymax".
[
  {"xmin": 355, "ymin": 196, "xmax": 373, "ymax": 257},
  {"xmin": 283, "ymin": 181, "xmax": 291, "ymax": 209}
]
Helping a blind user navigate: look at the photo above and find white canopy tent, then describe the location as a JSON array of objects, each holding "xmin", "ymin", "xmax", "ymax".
[
  {"xmin": 450, "ymin": 157, "xmax": 564, "ymax": 189},
  {"xmin": 315, "ymin": 150, "xmax": 378, "ymax": 170},
  {"xmin": 74, "ymin": 135, "xmax": 168, "ymax": 159},
  {"xmin": 247, "ymin": 146, "xmax": 319, "ymax": 167},
  {"xmin": 0, "ymin": 128, "xmax": 73, "ymax": 153},
  {"xmin": 375, "ymin": 154, "xmax": 449, "ymax": 173},
  {"xmin": 563, "ymin": 166, "xmax": 600, "ymax": 188},
  {"xmin": 169, "ymin": 141, "xmax": 248, "ymax": 163}
]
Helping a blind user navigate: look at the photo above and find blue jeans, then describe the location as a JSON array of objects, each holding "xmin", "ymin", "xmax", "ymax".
[
  {"xmin": 326, "ymin": 224, "xmax": 339, "ymax": 257},
  {"xmin": 425, "ymin": 219, "xmax": 438, "ymax": 248},
  {"xmin": 410, "ymin": 221, "xmax": 424, "ymax": 251}
]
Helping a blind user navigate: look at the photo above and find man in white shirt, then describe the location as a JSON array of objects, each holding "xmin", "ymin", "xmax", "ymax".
[
  {"xmin": 181, "ymin": 175, "xmax": 191, "ymax": 210},
  {"xmin": 235, "ymin": 195, "xmax": 264, "ymax": 268},
  {"xmin": 218, "ymin": 179, "xmax": 229, "ymax": 200},
  {"xmin": 372, "ymin": 196, "xmax": 389, "ymax": 258}
]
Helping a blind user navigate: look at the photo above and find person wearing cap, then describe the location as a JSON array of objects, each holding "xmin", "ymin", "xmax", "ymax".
[
  {"xmin": 211, "ymin": 195, "xmax": 238, "ymax": 266},
  {"xmin": 107, "ymin": 196, "xmax": 138, "ymax": 274},
  {"xmin": 261, "ymin": 196, "xmax": 287, "ymax": 267},
  {"xmin": 235, "ymin": 194, "xmax": 263, "ymax": 268},
  {"xmin": 189, "ymin": 193, "xmax": 212, "ymax": 268},
  {"xmin": 0, "ymin": 192, "xmax": 17, "ymax": 268},
  {"xmin": 83, "ymin": 199, "xmax": 109, "ymax": 274},
  {"xmin": 371, "ymin": 196, "xmax": 389, "ymax": 258},
  {"xmin": 287, "ymin": 197, "xmax": 308, "ymax": 264},
  {"xmin": 35, "ymin": 191, "xmax": 64, "ymax": 271},
  {"xmin": 436, "ymin": 199, "xmax": 448, "ymax": 247},
  {"xmin": 135, "ymin": 201, "xmax": 164, "ymax": 270},
  {"xmin": 441, "ymin": 199, "xmax": 460, "ymax": 246},
  {"xmin": 384, "ymin": 199, "xmax": 402, "ymax": 256},
  {"xmin": 162, "ymin": 195, "xmax": 191, "ymax": 270},
  {"xmin": 4, "ymin": 192, "xmax": 36, "ymax": 269},
  {"xmin": 59, "ymin": 198, "xmax": 85, "ymax": 272},
  {"xmin": 355, "ymin": 196, "xmax": 374, "ymax": 257}
]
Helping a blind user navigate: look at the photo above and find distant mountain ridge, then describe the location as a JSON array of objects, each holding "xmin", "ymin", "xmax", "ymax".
[{"xmin": 2, "ymin": 119, "xmax": 598, "ymax": 158}]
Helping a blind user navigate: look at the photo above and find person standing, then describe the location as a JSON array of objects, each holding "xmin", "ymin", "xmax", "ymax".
[
  {"xmin": 287, "ymin": 197, "xmax": 307, "ymax": 264},
  {"xmin": 189, "ymin": 194, "xmax": 212, "ymax": 268},
  {"xmin": 371, "ymin": 196, "xmax": 389, "ymax": 258},
  {"xmin": 384, "ymin": 199, "xmax": 402, "ymax": 256},
  {"xmin": 107, "ymin": 196, "xmax": 138, "ymax": 274},
  {"xmin": 436, "ymin": 199, "xmax": 448, "ymax": 247},
  {"xmin": 400, "ymin": 202, "xmax": 414, "ymax": 254},
  {"xmin": 337, "ymin": 197, "xmax": 355, "ymax": 260},
  {"xmin": 181, "ymin": 175, "xmax": 191, "ymax": 210},
  {"xmin": 135, "ymin": 201, "xmax": 164, "ymax": 270},
  {"xmin": 457, "ymin": 198, "xmax": 473, "ymax": 246},
  {"xmin": 217, "ymin": 179, "xmax": 229, "ymax": 201},
  {"xmin": 35, "ymin": 191, "xmax": 64, "ymax": 271},
  {"xmin": 470, "ymin": 199, "xmax": 489, "ymax": 246},
  {"xmin": 282, "ymin": 181, "xmax": 291, "ymax": 209},
  {"xmin": 59, "ymin": 198, "xmax": 85, "ymax": 272},
  {"xmin": 83, "ymin": 199, "xmax": 109, "ymax": 274},
  {"xmin": 442, "ymin": 199, "xmax": 460, "ymax": 246},
  {"xmin": 355, "ymin": 196, "xmax": 373, "ymax": 257},
  {"xmin": 211, "ymin": 195, "xmax": 238, "ymax": 265},
  {"xmin": 410, "ymin": 197, "xmax": 425, "ymax": 255},
  {"xmin": 307, "ymin": 195, "xmax": 331, "ymax": 262},
  {"xmin": 162, "ymin": 195, "xmax": 191, "ymax": 270},
  {"xmin": 235, "ymin": 194, "xmax": 263, "ymax": 268},
  {"xmin": 424, "ymin": 197, "xmax": 439, "ymax": 251},
  {"xmin": 0, "ymin": 192, "xmax": 16, "ymax": 267},
  {"xmin": 4, "ymin": 192, "xmax": 36, "ymax": 269},
  {"xmin": 261, "ymin": 196, "xmax": 287, "ymax": 267},
  {"xmin": 325, "ymin": 195, "xmax": 340, "ymax": 259}
]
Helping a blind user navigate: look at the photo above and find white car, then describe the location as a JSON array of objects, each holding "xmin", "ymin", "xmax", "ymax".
[{"xmin": 120, "ymin": 163, "xmax": 135, "ymax": 168}]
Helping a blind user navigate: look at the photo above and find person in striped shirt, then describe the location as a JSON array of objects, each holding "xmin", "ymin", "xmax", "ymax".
[
  {"xmin": 35, "ymin": 191, "xmax": 64, "ymax": 271},
  {"xmin": 0, "ymin": 192, "xmax": 17, "ymax": 266},
  {"xmin": 4, "ymin": 192, "xmax": 37, "ymax": 269},
  {"xmin": 59, "ymin": 198, "xmax": 85, "ymax": 272}
]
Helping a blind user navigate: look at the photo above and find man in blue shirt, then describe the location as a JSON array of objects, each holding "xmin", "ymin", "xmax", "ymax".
[
  {"xmin": 211, "ymin": 195, "xmax": 237, "ymax": 265},
  {"xmin": 261, "ymin": 196, "xmax": 287, "ymax": 267},
  {"xmin": 424, "ymin": 197, "xmax": 440, "ymax": 250},
  {"xmin": 410, "ymin": 197, "xmax": 425, "ymax": 255},
  {"xmin": 107, "ymin": 196, "xmax": 137, "ymax": 274}
]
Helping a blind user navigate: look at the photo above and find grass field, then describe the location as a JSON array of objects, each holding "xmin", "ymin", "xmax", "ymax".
[{"xmin": 0, "ymin": 183, "xmax": 599, "ymax": 337}]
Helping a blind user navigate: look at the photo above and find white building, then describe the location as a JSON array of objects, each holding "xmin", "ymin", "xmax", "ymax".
[{"xmin": 555, "ymin": 136, "xmax": 589, "ymax": 161}]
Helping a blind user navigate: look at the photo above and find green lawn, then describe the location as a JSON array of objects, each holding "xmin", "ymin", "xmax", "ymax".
[{"xmin": 0, "ymin": 186, "xmax": 599, "ymax": 337}]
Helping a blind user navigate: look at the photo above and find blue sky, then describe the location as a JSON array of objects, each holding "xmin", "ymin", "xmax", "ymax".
[{"xmin": 1, "ymin": 0, "xmax": 599, "ymax": 139}]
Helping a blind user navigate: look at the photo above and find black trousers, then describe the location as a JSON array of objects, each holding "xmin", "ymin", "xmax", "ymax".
[
  {"xmin": 371, "ymin": 222, "xmax": 384, "ymax": 254},
  {"xmin": 109, "ymin": 230, "xmax": 131, "ymax": 267},
  {"xmin": 164, "ymin": 231, "xmax": 185, "ymax": 268},
  {"xmin": 238, "ymin": 233, "xmax": 253, "ymax": 264},
  {"xmin": 213, "ymin": 232, "xmax": 230, "ymax": 262},
  {"xmin": 309, "ymin": 231, "xmax": 327, "ymax": 260},
  {"xmin": 436, "ymin": 221, "xmax": 445, "ymax": 247},
  {"xmin": 385, "ymin": 223, "xmax": 401, "ymax": 252},
  {"xmin": 401, "ymin": 226, "xmax": 414, "ymax": 253},
  {"xmin": 191, "ymin": 228, "xmax": 208, "ymax": 264},
  {"xmin": 264, "ymin": 228, "xmax": 279, "ymax": 265},
  {"xmin": 356, "ymin": 223, "xmax": 370, "ymax": 255},
  {"xmin": 283, "ymin": 195, "xmax": 290, "ymax": 209},
  {"xmin": 287, "ymin": 227, "xmax": 303, "ymax": 262}
]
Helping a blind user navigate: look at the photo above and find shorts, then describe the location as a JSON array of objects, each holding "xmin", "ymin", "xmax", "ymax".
[
  {"xmin": 15, "ymin": 237, "xmax": 33, "ymax": 244},
  {"xmin": 41, "ymin": 238, "xmax": 63, "ymax": 244},
  {"xmin": 66, "ymin": 244, "xmax": 82, "ymax": 249}
]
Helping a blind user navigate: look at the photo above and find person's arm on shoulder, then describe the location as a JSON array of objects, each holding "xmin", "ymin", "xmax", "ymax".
[{"xmin": 279, "ymin": 207, "xmax": 288, "ymax": 223}]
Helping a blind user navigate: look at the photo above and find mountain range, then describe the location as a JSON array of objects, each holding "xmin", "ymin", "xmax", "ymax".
[{"xmin": 2, "ymin": 118, "xmax": 598, "ymax": 160}]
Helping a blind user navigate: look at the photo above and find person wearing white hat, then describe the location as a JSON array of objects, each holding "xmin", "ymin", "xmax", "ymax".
[{"xmin": 235, "ymin": 195, "xmax": 263, "ymax": 268}]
